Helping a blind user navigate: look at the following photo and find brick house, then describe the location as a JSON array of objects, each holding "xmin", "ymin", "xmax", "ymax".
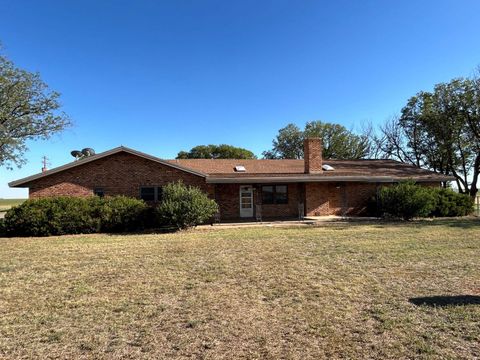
[{"xmin": 9, "ymin": 138, "xmax": 452, "ymax": 220}]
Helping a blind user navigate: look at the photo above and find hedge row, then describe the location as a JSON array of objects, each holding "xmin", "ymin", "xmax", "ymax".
[
  {"xmin": 378, "ymin": 182, "xmax": 474, "ymax": 220},
  {"xmin": 1, "ymin": 196, "xmax": 148, "ymax": 237},
  {"xmin": 1, "ymin": 182, "xmax": 218, "ymax": 237}
]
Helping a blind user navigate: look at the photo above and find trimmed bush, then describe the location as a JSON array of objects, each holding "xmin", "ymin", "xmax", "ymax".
[
  {"xmin": 378, "ymin": 181, "xmax": 437, "ymax": 220},
  {"xmin": 431, "ymin": 188, "xmax": 474, "ymax": 217},
  {"xmin": 3, "ymin": 197, "xmax": 100, "ymax": 236},
  {"xmin": 156, "ymin": 182, "xmax": 218, "ymax": 230},
  {"xmin": 3, "ymin": 195, "xmax": 150, "ymax": 237},
  {"xmin": 97, "ymin": 196, "xmax": 148, "ymax": 232}
]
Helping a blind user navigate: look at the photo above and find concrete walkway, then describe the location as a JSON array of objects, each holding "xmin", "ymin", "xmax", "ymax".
[{"xmin": 199, "ymin": 216, "xmax": 380, "ymax": 229}]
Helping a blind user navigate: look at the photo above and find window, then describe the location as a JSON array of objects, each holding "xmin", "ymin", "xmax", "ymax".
[
  {"xmin": 93, "ymin": 188, "xmax": 105, "ymax": 197},
  {"xmin": 275, "ymin": 185, "xmax": 288, "ymax": 204},
  {"xmin": 262, "ymin": 185, "xmax": 274, "ymax": 204},
  {"xmin": 262, "ymin": 185, "xmax": 288, "ymax": 205},
  {"xmin": 140, "ymin": 187, "xmax": 155, "ymax": 201},
  {"xmin": 140, "ymin": 186, "xmax": 163, "ymax": 202}
]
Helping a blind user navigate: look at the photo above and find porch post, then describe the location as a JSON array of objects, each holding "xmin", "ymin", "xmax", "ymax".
[
  {"xmin": 254, "ymin": 184, "xmax": 262, "ymax": 221},
  {"xmin": 298, "ymin": 183, "xmax": 305, "ymax": 220},
  {"xmin": 213, "ymin": 184, "xmax": 221, "ymax": 223}
]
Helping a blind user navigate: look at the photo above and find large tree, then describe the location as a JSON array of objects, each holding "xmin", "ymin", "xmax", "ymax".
[
  {"xmin": 374, "ymin": 77, "xmax": 480, "ymax": 197},
  {"xmin": 0, "ymin": 50, "xmax": 70, "ymax": 169},
  {"xmin": 263, "ymin": 120, "xmax": 371, "ymax": 159},
  {"xmin": 176, "ymin": 144, "xmax": 256, "ymax": 159}
]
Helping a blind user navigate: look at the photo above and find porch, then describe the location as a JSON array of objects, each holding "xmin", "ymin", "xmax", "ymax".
[{"xmin": 212, "ymin": 182, "xmax": 379, "ymax": 222}]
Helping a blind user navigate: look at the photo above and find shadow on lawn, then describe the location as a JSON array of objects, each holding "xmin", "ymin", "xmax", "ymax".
[
  {"xmin": 409, "ymin": 295, "xmax": 480, "ymax": 307},
  {"xmin": 105, "ymin": 227, "xmax": 180, "ymax": 236},
  {"xmin": 331, "ymin": 217, "xmax": 480, "ymax": 230},
  {"xmin": 411, "ymin": 217, "xmax": 480, "ymax": 229}
]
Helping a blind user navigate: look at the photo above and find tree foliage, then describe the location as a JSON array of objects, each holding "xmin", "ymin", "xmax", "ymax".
[
  {"xmin": 262, "ymin": 121, "xmax": 371, "ymax": 159},
  {"xmin": 0, "ymin": 50, "xmax": 70, "ymax": 168},
  {"xmin": 373, "ymin": 77, "xmax": 480, "ymax": 197},
  {"xmin": 176, "ymin": 144, "xmax": 256, "ymax": 159}
]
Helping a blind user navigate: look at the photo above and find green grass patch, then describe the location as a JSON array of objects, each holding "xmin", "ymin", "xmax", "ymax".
[{"xmin": 0, "ymin": 219, "xmax": 479, "ymax": 358}]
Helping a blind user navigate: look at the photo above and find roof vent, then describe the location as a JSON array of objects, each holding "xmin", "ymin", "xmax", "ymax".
[
  {"xmin": 322, "ymin": 164, "xmax": 335, "ymax": 171},
  {"xmin": 234, "ymin": 165, "xmax": 246, "ymax": 172}
]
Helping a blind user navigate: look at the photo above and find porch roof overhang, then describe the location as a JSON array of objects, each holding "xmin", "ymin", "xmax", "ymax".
[{"xmin": 205, "ymin": 175, "xmax": 454, "ymax": 184}]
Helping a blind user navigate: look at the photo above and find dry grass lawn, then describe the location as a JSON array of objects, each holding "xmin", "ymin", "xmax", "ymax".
[
  {"xmin": 1, "ymin": 219, "xmax": 479, "ymax": 359},
  {"xmin": 0, "ymin": 199, "xmax": 25, "ymax": 214}
]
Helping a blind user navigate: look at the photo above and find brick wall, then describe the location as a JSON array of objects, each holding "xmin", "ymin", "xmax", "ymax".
[
  {"xmin": 28, "ymin": 152, "xmax": 213, "ymax": 199},
  {"xmin": 343, "ymin": 183, "xmax": 378, "ymax": 215},
  {"xmin": 305, "ymin": 182, "xmax": 377, "ymax": 216},
  {"xmin": 214, "ymin": 184, "xmax": 239, "ymax": 220}
]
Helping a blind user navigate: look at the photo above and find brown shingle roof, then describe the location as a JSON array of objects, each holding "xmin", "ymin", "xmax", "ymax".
[
  {"xmin": 166, "ymin": 158, "xmax": 452, "ymax": 182},
  {"xmin": 166, "ymin": 159, "xmax": 304, "ymax": 174}
]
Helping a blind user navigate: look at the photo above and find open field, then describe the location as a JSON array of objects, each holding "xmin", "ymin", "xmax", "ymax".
[
  {"xmin": 0, "ymin": 199, "xmax": 26, "ymax": 212},
  {"xmin": 1, "ymin": 220, "xmax": 479, "ymax": 359}
]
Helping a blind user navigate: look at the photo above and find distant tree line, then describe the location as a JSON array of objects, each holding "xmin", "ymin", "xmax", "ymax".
[
  {"xmin": 176, "ymin": 144, "xmax": 256, "ymax": 159},
  {"xmin": 262, "ymin": 121, "xmax": 371, "ymax": 160}
]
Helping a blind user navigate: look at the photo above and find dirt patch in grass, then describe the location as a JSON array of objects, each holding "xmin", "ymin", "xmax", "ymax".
[{"xmin": 0, "ymin": 219, "xmax": 479, "ymax": 359}]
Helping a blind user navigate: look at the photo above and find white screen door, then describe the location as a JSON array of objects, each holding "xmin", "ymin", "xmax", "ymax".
[{"xmin": 239, "ymin": 185, "xmax": 253, "ymax": 218}]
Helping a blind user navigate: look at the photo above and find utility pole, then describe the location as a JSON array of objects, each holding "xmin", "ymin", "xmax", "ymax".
[{"xmin": 41, "ymin": 156, "xmax": 50, "ymax": 172}]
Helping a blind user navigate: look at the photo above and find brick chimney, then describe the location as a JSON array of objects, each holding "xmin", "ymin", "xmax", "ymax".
[{"xmin": 304, "ymin": 138, "xmax": 322, "ymax": 173}]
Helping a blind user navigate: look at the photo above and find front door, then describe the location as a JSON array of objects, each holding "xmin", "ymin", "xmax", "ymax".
[{"xmin": 239, "ymin": 185, "xmax": 253, "ymax": 218}]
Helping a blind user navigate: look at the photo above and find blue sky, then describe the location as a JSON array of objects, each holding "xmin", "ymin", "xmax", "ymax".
[{"xmin": 1, "ymin": 0, "xmax": 479, "ymax": 198}]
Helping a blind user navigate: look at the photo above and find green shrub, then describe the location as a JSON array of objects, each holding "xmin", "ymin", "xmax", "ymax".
[
  {"xmin": 377, "ymin": 182, "xmax": 474, "ymax": 220},
  {"xmin": 378, "ymin": 181, "xmax": 437, "ymax": 220},
  {"xmin": 96, "ymin": 196, "xmax": 148, "ymax": 232},
  {"xmin": 431, "ymin": 188, "xmax": 473, "ymax": 217},
  {"xmin": 3, "ymin": 197, "xmax": 100, "ymax": 236},
  {"xmin": 156, "ymin": 182, "xmax": 218, "ymax": 230},
  {"xmin": 3, "ymin": 195, "xmax": 151, "ymax": 237}
]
